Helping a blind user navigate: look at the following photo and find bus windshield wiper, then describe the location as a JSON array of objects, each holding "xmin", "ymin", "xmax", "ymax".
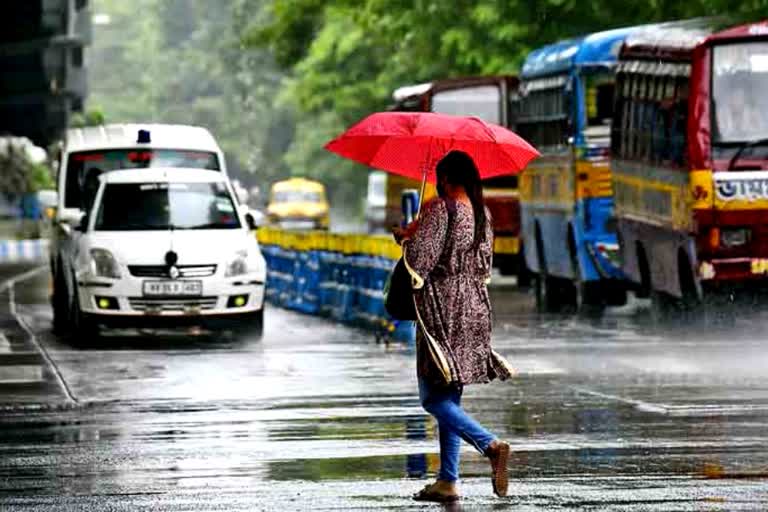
[{"xmin": 728, "ymin": 137, "xmax": 768, "ymax": 170}]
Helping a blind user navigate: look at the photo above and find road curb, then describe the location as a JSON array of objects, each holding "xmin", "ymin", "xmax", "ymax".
[{"xmin": 0, "ymin": 265, "xmax": 78, "ymax": 407}]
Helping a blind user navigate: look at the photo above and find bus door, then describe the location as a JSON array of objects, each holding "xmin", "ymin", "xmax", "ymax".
[{"xmin": 574, "ymin": 66, "xmax": 616, "ymax": 211}]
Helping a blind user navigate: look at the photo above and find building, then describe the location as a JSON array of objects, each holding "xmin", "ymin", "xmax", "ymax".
[{"xmin": 0, "ymin": 0, "xmax": 91, "ymax": 148}]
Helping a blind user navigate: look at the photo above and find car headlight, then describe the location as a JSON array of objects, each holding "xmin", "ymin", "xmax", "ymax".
[
  {"xmin": 90, "ymin": 249, "xmax": 121, "ymax": 278},
  {"xmin": 226, "ymin": 250, "xmax": 249, "ymax": 277}
]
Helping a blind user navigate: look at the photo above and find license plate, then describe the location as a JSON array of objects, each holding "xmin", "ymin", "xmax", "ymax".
[{"xmin": 142, "ymin": 280, "xmax": 202, "ymax": 296}]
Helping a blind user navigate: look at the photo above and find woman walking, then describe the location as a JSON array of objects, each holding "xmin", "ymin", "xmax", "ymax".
[{"xmin": 395, "ymin": 150, "xmax": 515, "ymax": 503}]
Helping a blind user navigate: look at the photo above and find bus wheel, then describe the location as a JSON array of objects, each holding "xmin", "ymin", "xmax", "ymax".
[
  {"xmin": 571, "ymin": 261, "xmax": 604, "ymax": 316},
  {"xmin": 604, "ymin": 283, "xmax": 628, "ymax": 307},
  {"xmin": 516, "ymin": 253, "xmax": 532, "ymax": 288},
  {"xmin": 678, "ymin": 254, "xmax": 701, "ymax": 313},
  {"xmin": 534, "ymin": 228, "xmax": 558, "ymax": 313},
  {"xmin": 534, "ymin": 275, "xmax": 566, "ymax": 313},
  {"xmin": 636, "ymin": 244, "xmax": 651, "ymax": 299},
  {"xmin": 574, "ymin": 281, "xmax": 604, "ymax": 316},
  {"xmin": 534, "ymin": 240, "xmax": 567, "ymax": 313},
  {"xmin": 569, "ymin": 235, "xmax": 603, "ymax": 316},
  {"xmin": 650, "ymin": 290, "xmax": 676, "ymax": 323}
]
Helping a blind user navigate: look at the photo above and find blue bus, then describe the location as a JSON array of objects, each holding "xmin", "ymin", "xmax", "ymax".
[{"xmin": 518, "ymin": 27, "xmax": 644, "ymax": 313}]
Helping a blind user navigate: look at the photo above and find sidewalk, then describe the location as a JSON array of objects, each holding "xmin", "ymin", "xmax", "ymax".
[{"xmin": 0, "ymin": 263, "xmax": 67, "ymax": 409}]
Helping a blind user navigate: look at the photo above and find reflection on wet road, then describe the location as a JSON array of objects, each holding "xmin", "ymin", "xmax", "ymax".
[{"xmin": 1, "ymin": 271, "xmax": 768, "ymax": 509}]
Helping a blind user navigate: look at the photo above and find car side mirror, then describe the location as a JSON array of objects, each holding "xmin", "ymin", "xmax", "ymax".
[
  {"xmin": 245, "ymin": 212, "xmax": 258, "ymax": 231},
  {"xmin": 58, "ymin": 208, "xmax": 84, "ymax": 236},
  {"xmin": 75, "ymin": 214, "xmax": 89, "ymax": 232}
]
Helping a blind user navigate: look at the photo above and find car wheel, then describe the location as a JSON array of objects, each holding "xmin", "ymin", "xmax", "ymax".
[
  {"xmin": 231, "ymin": 308, "xmax": 264, "ymax": 341},
  {"xmin": 51, "ymin": 268, "xmax": 71, "ymax": 335},
  {"xmin": 70, "ymin": 287, "xmax": 99, "ymax": 344}
]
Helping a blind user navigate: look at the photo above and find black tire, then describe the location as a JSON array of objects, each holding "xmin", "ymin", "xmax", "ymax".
[
  {"xmin": 568, "ymin": 233, "xmax": 603, "ymax": 316},
  {"xmin": 678, "ymin": 255, "xmax": 701, "ymax": 313},
  {"xmin": 231, "ymin": 308, "xmax": 264, "ymax": 341},
  {"xmin": 604, "ymin": 283, "xmax": 628, "ymax": 307},
  {"xmin": 533, "ymin": 229, "xmax": 549, "ymax": 313},
  {"xmin": 70, "ymin": 288, "xmax": 99, "ymax": 344},
  {"xmin": 650, "ymin": 289, "xmax": 677, "ymax": 324},
  {"xmin": 573, "ymin": 280, "xmax": 605, "ymax": 317},
  {"xmin": 534, "ymin": 229, "xmax": 567, "ymax": 313},
  {"xmin": 636, "ymin": 245, "xmax": 652, "ymax": 299},
  {"xmin": 516, "ymin": 251, "xmax": 533, "ymax": 288},
  {"xmin": 51, "ymin": 267, "xmax": 71, "ymax": 335}
]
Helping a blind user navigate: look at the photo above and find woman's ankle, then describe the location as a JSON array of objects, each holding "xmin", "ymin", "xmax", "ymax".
[
  {"xmin": 434, "ymin": 479, "xmax": 458, "ymax": 491},
  {"xmin": 484, "ymin": 439, "xmax": 500, "ymax": 457}
]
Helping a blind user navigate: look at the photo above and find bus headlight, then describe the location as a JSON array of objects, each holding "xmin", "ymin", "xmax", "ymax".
[{"xmin": 720, "ymin": 228, "xmax": 750, "ymax": 248}]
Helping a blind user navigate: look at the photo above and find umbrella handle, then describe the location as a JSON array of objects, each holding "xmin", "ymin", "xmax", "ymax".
[
  {"xmin": 416, "ymin": 168, "xmax": 427, "ymax": 221},
  {"xmin": 415, "ymin": 142, "xmax": 433, "ymax": 221}
]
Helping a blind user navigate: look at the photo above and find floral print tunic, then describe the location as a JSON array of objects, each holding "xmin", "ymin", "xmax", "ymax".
[{"xmin": 403, "ymin": 198, "xmax": 514, "ymax": 386}]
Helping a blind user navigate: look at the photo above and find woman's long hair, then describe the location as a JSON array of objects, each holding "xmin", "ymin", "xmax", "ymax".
[{"xmin": 435, "ymin": 150, "xmax": 487, "ymax": 251}]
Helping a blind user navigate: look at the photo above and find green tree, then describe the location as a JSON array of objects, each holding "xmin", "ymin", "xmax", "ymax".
[
  {"xmin": 246, "ymin": 0, "xmax": 768, "ymax": 217},
  {"xmin": 89, "ymin": 0, "xmax": 290, "ymax": 186}
]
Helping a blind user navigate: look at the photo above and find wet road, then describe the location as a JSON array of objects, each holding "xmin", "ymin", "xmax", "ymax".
[{"xmin": 2, "ymin": 268, "xmax": 768, "ymax": 510}]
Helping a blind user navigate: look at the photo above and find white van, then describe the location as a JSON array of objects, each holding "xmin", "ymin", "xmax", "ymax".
[{"xmin": 50, "ymin": 124, "xmax": 239, "ymax": 336}]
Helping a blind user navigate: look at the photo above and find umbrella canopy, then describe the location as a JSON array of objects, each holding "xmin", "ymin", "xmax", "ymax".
[{"xmin": 324, "ymin": 111, "xmax": 539, "ymax": 183}]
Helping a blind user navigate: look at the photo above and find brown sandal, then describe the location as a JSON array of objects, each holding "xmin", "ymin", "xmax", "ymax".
[
  {"xmin": 487, "ymin": 440, "xmax": 511, "ymax": 497},
  {"xmin": 412, "ymin": 483, "xmax": 460, "ymax": 503}
]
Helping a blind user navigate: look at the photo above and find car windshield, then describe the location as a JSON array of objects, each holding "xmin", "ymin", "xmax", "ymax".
[
  {"xmin": 95, "ymin": 182, "xmax": 241, "ymax": 231},
  {"xmin": 272, "ymin": 190, "xmax": 323, "ymax": 203},
  {"xmin": 65, "ymin": 149, "xmax": 220, "ymax": 209},
  {"xmin": 712, "ymin": 42, "xmax": 768, "ymax": 144}
]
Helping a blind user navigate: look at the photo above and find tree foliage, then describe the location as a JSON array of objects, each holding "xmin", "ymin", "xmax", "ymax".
[
  {"xmin": 247, "ymin": 0, "xmax": 768, "ymax": 212},
  {"xmin": 0, "ymin": 142, "xmax": 53, "ymax": 198},
  {"xmin": 89, "ymin": 0, "xmax": 290, "ymax": 189},
  {"xmin": 90, "ymin": 0, "xmax": 768, "ymax": 218}
]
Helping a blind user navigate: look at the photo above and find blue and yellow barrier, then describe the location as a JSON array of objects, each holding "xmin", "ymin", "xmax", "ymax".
[{"xmin": 257, "ymin": 228, "xmax": 416, "ymax": 343}]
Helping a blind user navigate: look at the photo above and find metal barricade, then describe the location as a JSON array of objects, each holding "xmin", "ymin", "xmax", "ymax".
[{"xmin": 257, "ymin": 228, "xmax": 414, "ymax": 343}]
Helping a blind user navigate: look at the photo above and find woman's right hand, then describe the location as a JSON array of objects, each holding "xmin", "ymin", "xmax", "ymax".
[{"xmin": 392, "ymin": 220, "xmax": 418, "ymax": 244}]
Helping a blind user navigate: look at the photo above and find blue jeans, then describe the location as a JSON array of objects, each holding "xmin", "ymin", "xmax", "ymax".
[{"xmin": 418, "ymin": 378, "xmax": 496, "ymax": 482}]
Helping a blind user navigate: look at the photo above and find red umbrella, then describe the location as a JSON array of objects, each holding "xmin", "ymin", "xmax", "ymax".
[{"xmin": 324, "ymin": 111, "xmax": 539, "ymax": 184}]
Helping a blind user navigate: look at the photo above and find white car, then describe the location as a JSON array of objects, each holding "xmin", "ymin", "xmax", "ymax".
[{"xmin": 69, "ymin": 168, "xmax": 266, "ymax": 338}]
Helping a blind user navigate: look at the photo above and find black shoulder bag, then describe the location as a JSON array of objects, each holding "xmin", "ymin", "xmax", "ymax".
[{"xmin": 384, "ymin": 199, "xmax": 456, "ymax": 321}]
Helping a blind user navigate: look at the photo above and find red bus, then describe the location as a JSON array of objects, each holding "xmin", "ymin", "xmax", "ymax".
[
  {"xmin": 611, "ymin": 19, "xmax": 768, "ymax": 310},
  {"xmin": 390, "ymin": 76, "xmax": 528, "ymax": 279}
]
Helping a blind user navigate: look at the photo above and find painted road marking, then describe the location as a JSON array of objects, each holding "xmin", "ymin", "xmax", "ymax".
[
  {"xmin": 513, "ymin": 358, "xmax": 566, "ymax": 375},
  {"xmin": 571, "ymin": 385, "xmax": 768, "ymax": 417},
  {"xmin": 0, "ymin": 333, "xmax": 9, "ymax": 353},
  {"xmin": 4, "ymin": 266, "xmax": 77, "ymax": 403}
]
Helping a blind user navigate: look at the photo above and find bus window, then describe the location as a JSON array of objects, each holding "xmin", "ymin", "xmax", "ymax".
[
  {"xmin": 431, "ymin": 85, "xmax": 502, "ymax": 124},
  {"xmin": 669, "ymin": 77, "xmax": 689, "ymax": 168},
  {"xmin": 517, "ymin": 80, "xmax": 570, "ymax": 149},
  {"xmin": 584, "ymin": 71, "xmax": 615, "ymax": 129},
  {"xmin": 712, "ymin": 42, "xmax": 768, "ymax": 144}
]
